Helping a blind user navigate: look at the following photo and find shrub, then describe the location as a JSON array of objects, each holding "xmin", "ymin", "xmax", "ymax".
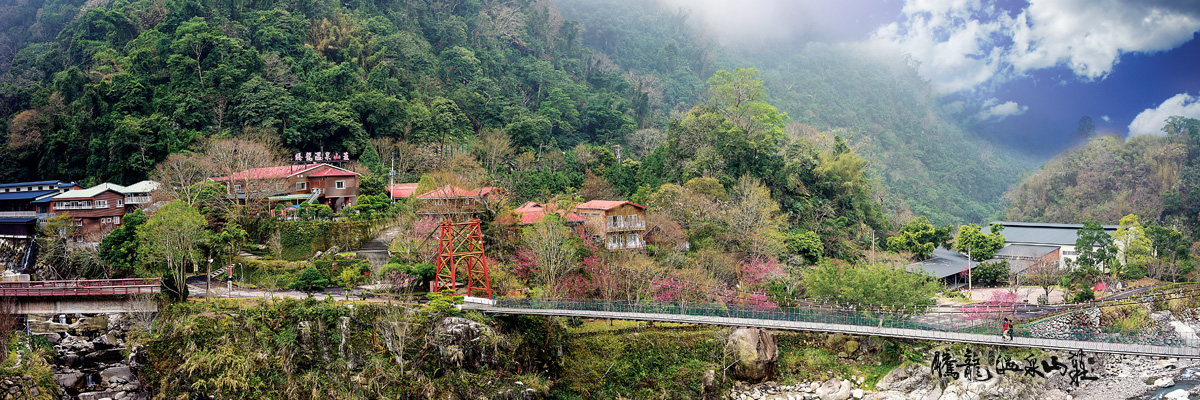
[
  {"xmin": 1072, "ymin": 288, "xmax": 1095, "ymax": 303},
  {"xmin": 289, "ymin": 267, "xmax": 330, "ymax": 296}
]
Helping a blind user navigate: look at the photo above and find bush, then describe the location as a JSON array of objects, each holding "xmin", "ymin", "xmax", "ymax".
[
  {"xmin": 1072, "ymin": 288, "xmax": 1095, "ymax": 303},
  {"xmin": 289, "ymin": 267, "xmax": 330, "ymax": 296},
  {"xmin": 971, "ymin": 261, "xmax": 1009, "ymax": 287},
  {"xmin": 803, "ymin": 261, "xmax": 943, "ymax": 307}
]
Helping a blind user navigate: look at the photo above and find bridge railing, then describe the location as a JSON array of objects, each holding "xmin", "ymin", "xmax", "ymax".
[
  {"xmin": 0, "ymin": 278, "xmax": 161, "ymax": 296},
  {"xmin": 494, "ymin": 298, "xmax": 1200, "ymax": 349}
]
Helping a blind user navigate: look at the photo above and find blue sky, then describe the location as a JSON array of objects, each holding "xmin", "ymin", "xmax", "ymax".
[{"xmin": 659, "ymin": 0, "xmax": 1200, "ymax": 157}]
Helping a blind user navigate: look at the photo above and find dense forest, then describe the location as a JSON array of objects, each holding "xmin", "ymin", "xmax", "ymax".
[
  {"xmin": 551, "ymin": 0, "xmax": 1035, "ymax": 226},
  {"xmin": 1007, "ymin": 117, "xmax": 1200, "ymax": 238}
]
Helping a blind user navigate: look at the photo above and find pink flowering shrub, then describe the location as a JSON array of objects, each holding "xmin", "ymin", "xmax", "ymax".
[
  {"xmin": 740, "ymin": 256, "xmax": 783, "ymax": 286},
  {"xmin": 512, "ymin": 246, "xmax": 539, "ymax": 281}
]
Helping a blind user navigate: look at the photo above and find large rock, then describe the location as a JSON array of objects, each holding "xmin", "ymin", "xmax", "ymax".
[
  {"xmin": 28, "ymin": 320, "xmax": 69, "ymax": 333},
  {"xmin": 428, "ymin": 317, "xmax": 507, "ymax": 372},
  {"xmin": 82, "ymin": 349, "xmax": 125, "ymax": 364},
  {"xmin": 875, "ymin": 363, "xmax": 933, "ymax": 393},
  {"xmin": 54, "ymin": 372, "xmax": 86, "ymax": 389},
  {"xmin": 72, "ymin": 316, "xmax": 109, "ymax": 333},
  {"xmin": 814, "ymin": 378, "xmax": 851, "ymax": 400},
  {"xmin": 100, "ymin": 366, "xmax": 135, "ymax": 386},
  {"xmin": 725, "ymin": 327, "xmax": 778, "ymax": 382}
]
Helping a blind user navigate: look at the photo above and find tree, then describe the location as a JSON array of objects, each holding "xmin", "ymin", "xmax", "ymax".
[
  {"xmin": 206, "ymin": 138, "xmax": 282, "ymax": 213},
  {"xmin": 724, "ymin": 175, "xmax": 786, "ymax": 257},
  {"xmin": 1023, "ymin": 259, "xmax": 1066, "ymax": 305},
  {"xmin": 137, "ymin": 200, "xmax": 207, "ymax": 301},
  {"xmin": 1075, "ymin": 115, "xmax": 1095, "ymax": 138},
  {"xmin": 1111, "ymin": 214, "xmax": 1151, "ymax": 279},
  {"xmin": 522, "ymin": 215, "xmax": 578, "ymax": 298},
  {"xmin": 289, "ymin": 267, "xmax": 330, "ymax": 297},
  {"xmin": 1145, "ymin": 222, "xmax": 1190, "ymax": 281},
  {"xmin": 471, "ymin": 128, "xmax": 513, "ymax": 176},
  {"xmin": 955, "ymin": 223, "xmax": 1005, "ymax": 261},
  {"xmin": 887, "ymin": 217, "xmax": 943, "ymax": 260},
  {"xmin": 98, "ymin": 209, "xmax": 148, "ymax": 277},
  {"xmin": 1074, "ymin": 221, "xmax": 1117, "ymax": 278},
  {"xmin": 802, "ymin": 262, "xmax": 942, "ymax": 308},
  {"xmin": 152, "ymin": 153, "xmax": 215, "ymax": 205}
]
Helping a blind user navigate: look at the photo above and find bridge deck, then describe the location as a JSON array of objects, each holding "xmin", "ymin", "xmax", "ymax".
[
  {"xmin": 0, "ymin": 278, "xmax": 161, "ymax": 296},
  {"xmin": 467, "ymin": 304, "xmax": 1200, "ymax": 358}
]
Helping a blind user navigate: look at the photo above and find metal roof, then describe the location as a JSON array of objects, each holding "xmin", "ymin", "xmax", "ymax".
[
  {"xmin": 985, "ymin": 221, "xmax": 1118, "ymax": 246},
  {"xmin": 995, "ymin": 244, "xmax": 1058, "ymax": 258},
  {"xmin": 122, "ymin": 180, "xmax": 160, "ymax": 193},
  {"xmin": 0, "ymin": 180, "xmax": 60, "ymax": 189},
  {"xmin": 907, "ymin": 249, "xmax": 973, "ymax": 279},
  {"xmin": 53, "ymin": 183, "xmax": 128, "ymax": 200},
  {"xmin": 0, "ymin": 218, "xmax": 37, "ymax": 223},
  {"xmin": 0, "ymin": 190, "xmax": 60, "ymax": 201}
]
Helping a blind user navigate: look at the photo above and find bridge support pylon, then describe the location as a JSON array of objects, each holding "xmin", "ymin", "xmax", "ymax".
[{"xmin": 433, "ymin": 219, "xmax": 493, "ymax": 299}]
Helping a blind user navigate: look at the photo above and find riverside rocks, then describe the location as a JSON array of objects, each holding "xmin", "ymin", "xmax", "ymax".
[
  {"xmin": 726, "ymin": 327, "xmax": 779, "ymax": 382},
  {"xmin": 429, "ymin": 317, "xmax": 508, "ymax": 372},
  {"xmin": 30, "ymin": 313, "xmax": 146, "ymax": 400},
  {"xmin": 0, "ymin": 375, "xmax": 41, "ymax": 399}
]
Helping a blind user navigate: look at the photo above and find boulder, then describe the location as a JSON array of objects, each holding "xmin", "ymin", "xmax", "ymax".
[
  {"xmin": 844, "ymin": 340, "xmax": 860, "ymax": 355},
  {"xmin": 77, "ymin": 391, "xmax": 118, "ymax": 400},
  {"xmin": 54, "ymin": 372, "xmax": 85, "ymax": 389},
  {"xmin": 1155, "ymin": 377, "xmax": 1176, "ymax": 388},
  {"xmin": 36, "ymin": 332, "xmax": 61, "ymax": 344},
  {"xmin": 875, "ymin": 364, "xmax": 933, "ymax": 393},
  {"xmin": 1165, "ymin": 388, "xmax": 1189, "ymax": 399},
  {"xmin": 99, "ymin": 366, "xmax": 134, "ymax": 386},
  {"xmin": 93, "ymin": 334, "xmax": 120, "ymax": 350},
  {"xmin": 82, "ymin": 349, "xmax": 125, "ymax": 364},
  {"xmin": 725, "ymin": 327, "xmax": 778, "ymax": 382},
  {"xmin": 28, "ymin": 320, "xmax": 69, "ymax": 333},
  {"xmin": 428, "ymin": 317, "xmax": 506, "ymax": 372},
  {"xmin": 72, "ymin": 316, "xmax": 109, "ymax": 333},
  {"xmin": 815, "ymin": 379, "xmax": 851, "ymax": 400}
]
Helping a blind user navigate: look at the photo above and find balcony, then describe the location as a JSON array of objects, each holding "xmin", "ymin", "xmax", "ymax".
[
  {"xmin": 54, "ymin": 204, "xmax": 93, "ymax": 210},
  {"xmin": 606, "ymin": 219, "xmax": 646, "ymax": 231},
  {"xmin": 0, "ymin": 211, "xmax": 36, "ymax": 218},
  {"xmin": 125, "ymin": 196, "xmax": 152, "ymax": 204},
  {"xmin": 606, "ymin": 238, "xmax": 646, "ymax": 250}
]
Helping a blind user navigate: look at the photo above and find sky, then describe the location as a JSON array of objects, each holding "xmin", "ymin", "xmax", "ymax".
[{"xmin": 656, "ymin": 0, "xmax": 1200, "ymax": 156}]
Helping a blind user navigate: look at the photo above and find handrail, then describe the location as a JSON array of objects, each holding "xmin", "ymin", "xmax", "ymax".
[{"xmin": 491, "ymin": 298, "xmax": 1200, "ymax": 351}]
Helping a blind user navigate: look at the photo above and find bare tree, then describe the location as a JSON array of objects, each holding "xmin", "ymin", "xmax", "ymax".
[
  {"xmin": 151, "ymin": 153, "xmax": 216, "ymax": 205},
  {"xmin": 522, "ymin": 216, "xmax": 576, "ymax": 298},
  {"xmin": 0, "ymin": 297, "xmax": 15, "ymax": 365},
  {"xmin": 470, "ymin": 128, "xmax": 513, "ymax": 176},
  {"xmin": 125, "ymin": 293, "xmax": 159, "ymax": 336},
  {"xmin": 206, "ymin": 138, "xmax": 284, "ymax": 214},
  {"xmin": 1021, "ymin": 249, "xmax": 1065, "ymax": 305}
]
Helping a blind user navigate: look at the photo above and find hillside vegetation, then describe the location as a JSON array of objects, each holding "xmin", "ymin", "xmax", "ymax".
[
  {"xmin": 1006, "ymin": 117, "xmax": 1200, "ymax": 236},
  {"xmin": 552, "ymin": 0, "xmax": 1035, "ymax": 226}
]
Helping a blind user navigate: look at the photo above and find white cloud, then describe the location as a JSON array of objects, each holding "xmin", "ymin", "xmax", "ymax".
[
  {"xmin": 872, "ymin": 0, "xmax": 1200, "ymax": 94},
  {"xmin": 1101, "ymin": 115, "xmax": 1111, "ymax": 122},
  {"xmin": 1128, "ymin": 93, "xmax": 1200, "ymax": 136},
  {"xmin": 976, "ymin": 99, "xmax": 1029, "ymax": 120}
]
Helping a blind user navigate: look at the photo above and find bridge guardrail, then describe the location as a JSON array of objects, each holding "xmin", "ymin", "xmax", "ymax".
[
  {"xmin": 494, "ymin": 298, "xmax": 1200, "ymax": 350},
  {"xmin": 0, "ymin": 278, "xmax": 162, "ymax": 296}
]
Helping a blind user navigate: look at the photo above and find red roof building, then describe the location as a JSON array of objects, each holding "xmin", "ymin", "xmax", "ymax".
[
  {"xmin": 415, "ymin": 185, "xmax": 508, "ymax": 221},
  {"xmin": 512, "ymin": 202, "xmax": 586, "ymax": 226},
  {"xmin": 388, "ymin": 183, "xmax": 419, "ymax": 199},
  {"xmin": 210, "ymin": 163, "xmax": 360, "ymax": 212},
  {"xmin": 572, "ymin": 200, "xmax": 647, "ymax": 250}
]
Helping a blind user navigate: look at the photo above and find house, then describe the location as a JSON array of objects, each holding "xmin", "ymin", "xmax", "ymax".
[
  {"xmin": 511, "ymin": 202, "xmax": 585, "ymax": 226},
  {"xmin": 984, "ymin": 222, "xmax": 1118, "ymax": 268},
  {"xmin": 415, "ymin": 185, "xmax": 506, "ymax": 222},
  {"xmin": 572, "ymin": 200, "xmax": 647, "ymax": 250},
  {"xmin": 0, "ymin": 180, "xmax": 84, "ymax": 221},
  {"xmin": 388, "ymin": 183, "xmax": 419, "ymax": 200},
  {"xmin": 50, "ymin": 183, "xmax": 131, "ymax": 236},
  {"xmin": 121, "ymin": 180, "xmax": 160, "ymax": 212},
  {"xmin": 210, "ymin": 163, "xmax": 360, "ymax": 212}
]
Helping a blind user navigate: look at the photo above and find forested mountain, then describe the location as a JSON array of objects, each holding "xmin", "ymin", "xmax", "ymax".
[
  {"xmin": 552, "ymin": 0, "xmax": 1035, "ymax": 226},
  {"xmin": 1006, "ymin": 117, "xmax": 1200, "ymax": 237}
]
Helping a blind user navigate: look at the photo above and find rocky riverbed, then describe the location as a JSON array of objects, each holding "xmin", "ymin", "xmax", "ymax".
[{"xmin": 28, "ymin": 314, "xmax": 146, "ymax": 400}]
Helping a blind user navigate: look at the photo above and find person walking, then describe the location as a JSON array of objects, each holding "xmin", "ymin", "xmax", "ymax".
[{"xmin": 1002, "ymin": 317, "xmax": 1012, "ymax": 341}]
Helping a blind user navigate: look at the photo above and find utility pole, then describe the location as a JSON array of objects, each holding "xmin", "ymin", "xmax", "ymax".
[
  {"xmin": 389, "ymin": 155, "xmax": 396, "ymax": 204},
  {"xmin": 967, "ymin": 248, "xmax": 973, "ymax": 300}
]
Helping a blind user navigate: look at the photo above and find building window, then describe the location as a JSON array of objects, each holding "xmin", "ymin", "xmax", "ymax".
[
  {"xmin": 114, "ymin": 216, "xmax": 121, "ymax": 225},
  {"xmin": 102, "ymin": 217, "xmax": 110, "ymax": 224},
  {"xmin": 335, "ymin": 180, "xmax": 346, "ymax": 189},
  {"xmin": 116, "ymin": 199, "xmax": 124, "ymax": 207},
  {"xmin": 234, "ymin": 184, "xmax": 243, "ymax": 193},
  {"xmin": 75, "ymin": 219, "xmax": 83, "ymax": 227},
  {"xmin": 1062, "ymin": 250, "xmax": 1077, "ymax": 257},
  {"xmin": 296, "ymin": 182, "xmax": 308, "ymax": 191},
  {"xmin": 96, "ymin": 200, "xmax": 108, "ymax": 208}
]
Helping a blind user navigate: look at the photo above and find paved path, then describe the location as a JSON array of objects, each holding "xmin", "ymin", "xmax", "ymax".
[{"xmin": 356, "ymin": 225, "xmax": 401, "ymax": 269}]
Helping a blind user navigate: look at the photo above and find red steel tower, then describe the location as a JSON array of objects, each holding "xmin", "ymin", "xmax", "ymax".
[{"xmin": 433, "ymin": 218, "xmax": 493, "ymax": 299}]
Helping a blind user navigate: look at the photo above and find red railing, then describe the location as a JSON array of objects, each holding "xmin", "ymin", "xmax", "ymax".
[{"xmin": 0, "ymin": 278, "xmax": 161, "ymax": 297}]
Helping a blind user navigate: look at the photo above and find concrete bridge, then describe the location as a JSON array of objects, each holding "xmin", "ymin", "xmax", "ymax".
[{"xmin": 1, "ymin": 278, "xmax": 160, "ymax": 314}]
